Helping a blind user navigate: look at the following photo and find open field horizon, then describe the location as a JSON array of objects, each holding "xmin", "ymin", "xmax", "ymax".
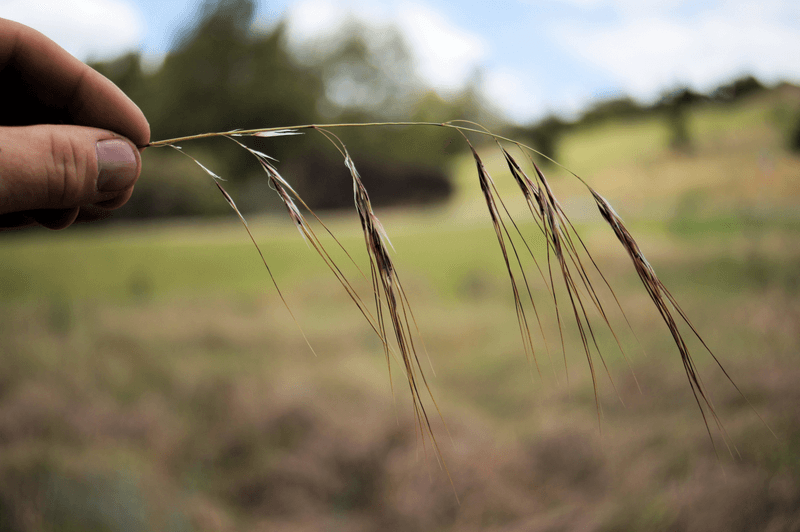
[{"xmin": 2, "ymin": 88, "xmax": 800, "ymax": 530}]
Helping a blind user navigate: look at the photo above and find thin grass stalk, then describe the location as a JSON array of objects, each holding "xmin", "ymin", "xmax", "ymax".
[
  {"xmin": 168, "ymin": 144, "xmax": 318, "ymax": 357},
  {"xmin": 307, "ymin": 128, "xmax": 456, "ymax": 495},
  {"xmin": 148, "ymin": 119, "xmax": 773, "ymax": 469},
  {"xmin": 464, "ymin": 139, "xmax": 543, "ymax": 378},
  {"xmin": 588, "ymin": 187, "xmax": 735, "ymax": 453},
  {"xmin": 510, "ymin": 149, "xmax": 639, "ymax": 394},
  {"xmin": 501, "ymin": 145, "xmax": 639, "ymax": 391},
  {"xmin": 222, "ymin": 135, "xmax": 434, "ymax": 387},
  {"xmin": 495, "ymin": 143, "xmax": 616, "ymax": 414}
]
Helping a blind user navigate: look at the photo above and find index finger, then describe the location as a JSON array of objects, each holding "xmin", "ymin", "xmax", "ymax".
[{"xmin": 0, "ymin": 18, "xmax": 150, "ymax": 147}]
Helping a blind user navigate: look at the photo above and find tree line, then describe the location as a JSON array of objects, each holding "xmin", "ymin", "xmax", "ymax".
[
  {"xmin": 92, "ymin": 0, "xmax": 791, "ymax": 220},
  {"xmin": 94, "ymin": 0, "xmax": 485, "ymax": 219},
  {"xmin": 512, "ymin": 74, "xmax": 782, "ymax": 161}
]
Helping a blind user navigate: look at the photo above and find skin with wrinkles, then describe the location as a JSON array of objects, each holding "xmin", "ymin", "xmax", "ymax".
[{"xmin": 0, "ymin": 17, "xmax": 150, "ymax": 229}]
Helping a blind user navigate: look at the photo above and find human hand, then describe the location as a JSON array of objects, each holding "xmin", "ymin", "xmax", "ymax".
[{"xmin": 0, "ymin": 18, "xmax": 150, "ymax": 230}]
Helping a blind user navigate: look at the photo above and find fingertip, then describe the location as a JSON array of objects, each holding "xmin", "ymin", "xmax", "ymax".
[
  {"xmin": 96, "ymin": 138, "xmax": 140, "ymax": 192},
  {"xmin": 75, "ymin": 205, "xmax": 115, "ymax": 224},
  {"xmin": 0, "ymin": 125, "xmax": 143, "ymax": 215}
]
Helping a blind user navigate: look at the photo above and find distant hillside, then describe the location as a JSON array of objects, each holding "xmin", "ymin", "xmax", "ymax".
[
  {"xmin": 511, "ymin": 76, "xmax": 800, "ymax": 162},
  {"xmin": 451, "ymin": 81, "xmax": 800, "ymax": 224}
]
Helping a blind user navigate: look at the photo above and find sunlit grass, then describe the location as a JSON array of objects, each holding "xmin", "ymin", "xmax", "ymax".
[
  {"xmin": 560, "ymin": 116, "xmax": 666, "ymax": 173},
  {"xmin": 2, "ymin": 90, "xmax": 800, "ymax": 531}
]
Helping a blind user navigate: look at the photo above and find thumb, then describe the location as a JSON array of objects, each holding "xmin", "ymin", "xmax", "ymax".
[{"xmin": 0, "ymin": 124, "xmax": 141, "ymax": 216}]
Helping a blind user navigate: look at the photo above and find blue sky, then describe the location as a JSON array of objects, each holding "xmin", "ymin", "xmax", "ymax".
[{"xmin": 4, "ymin": 0, "xmax": 800, "ymax": 123}]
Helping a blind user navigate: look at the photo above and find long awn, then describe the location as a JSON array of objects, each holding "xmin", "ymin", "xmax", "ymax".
[{"xmin": 147, "ymin": 120, "xmax": 772, "ymax": 471}]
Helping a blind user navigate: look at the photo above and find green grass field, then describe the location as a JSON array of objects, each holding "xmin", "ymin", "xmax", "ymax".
[{"xmin": 2, "ymin": 89, "xmax": 800, "ymax": 531}]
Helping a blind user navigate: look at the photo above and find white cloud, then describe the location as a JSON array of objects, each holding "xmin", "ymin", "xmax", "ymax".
[
  {"xmin": 283, "ymin": 0, "xmax": 351, "ymax": 43},
  {"xmin": 552, "ymin": 0, "xmax": 684, "ymax": 11},
  {"xmin": 555, "ymin": 0, "xmax": 800, "ymax": 101},
  {"xmin": 2, "ymin": 0, "xmax": 145, "ymax": 61},
  {"xmin": 394, "ymin": 2, "xmax": 487, "ymax": 92},
  {"xmin": 285, "ymin": 0, "xmax": 487, "ymax": 94},
  {"xmin": 483, "ymin": 67, "xmax": 543, "ymax": 124}
]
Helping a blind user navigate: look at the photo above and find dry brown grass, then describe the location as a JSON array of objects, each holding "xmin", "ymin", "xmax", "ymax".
[
  {"xmin": 3, "ymin": 93, "xmax": 798, "ymax": 528},
  {"xmin": 147, "ymin": 120, "xmax": 762, "ymax": 460},
  {"xmin": 1, "ymin": 289, "xmax": 798, "ymax": 531}
]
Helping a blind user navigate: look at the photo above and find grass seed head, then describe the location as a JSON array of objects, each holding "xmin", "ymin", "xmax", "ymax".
[{"xmin": 151, "ymin": 119, "xmax": 770, "ymax": 483}]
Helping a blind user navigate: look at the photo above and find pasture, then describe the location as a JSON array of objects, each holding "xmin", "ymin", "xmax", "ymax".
[{"xmin": 1, "ymin": 89, "xmax": 799, "ymax": 530}]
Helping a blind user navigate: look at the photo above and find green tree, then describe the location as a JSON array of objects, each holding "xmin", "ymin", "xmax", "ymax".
[
  {"xmin": 711, "ymin": 74, "xmax": 765, "ymax": 102},
  {"xmin": 91, "ymin": 0, "xmax": 466, "ymax": 216},
  {"xmin": 657, "ymin": 88, "xmax": 701, "ymax": 153},
  {"xmin": 93, "ymin": 0, "xmax": 327, "ymax": 215},
  {"xmin": 513, "ymin": 115, "xmax": 569, "ymax": 163},
  {"xmin": 789, "ymin": 112, "xmax": 800, "ymax": 153},
  {"xmin": 579, "ymin": 96, "xmax": 645, "ymax": 125},
  {"xmin": 283, "ymin": 20, "xmax": 457, "ymax": 209},
  {"xmin": 146, "ymin": 0, "xmax": 323, "ymax": 181}
]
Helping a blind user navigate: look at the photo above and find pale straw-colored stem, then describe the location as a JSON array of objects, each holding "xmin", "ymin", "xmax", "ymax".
[{"xmin": 145, "ymin": 121, "xmax": 577, "ymax": 175}]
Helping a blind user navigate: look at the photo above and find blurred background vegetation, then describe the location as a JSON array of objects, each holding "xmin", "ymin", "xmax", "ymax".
[
  {"xmin": 2, "ymin": 0, "xmax": 800, "ymax": 530},
  {"xmin": 85, "ymin": 0, "xmax": 800, "ymax": 220},
  {"xmin": 92, "ymin": 0, "xmax": 478, "ymax": 216}
]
